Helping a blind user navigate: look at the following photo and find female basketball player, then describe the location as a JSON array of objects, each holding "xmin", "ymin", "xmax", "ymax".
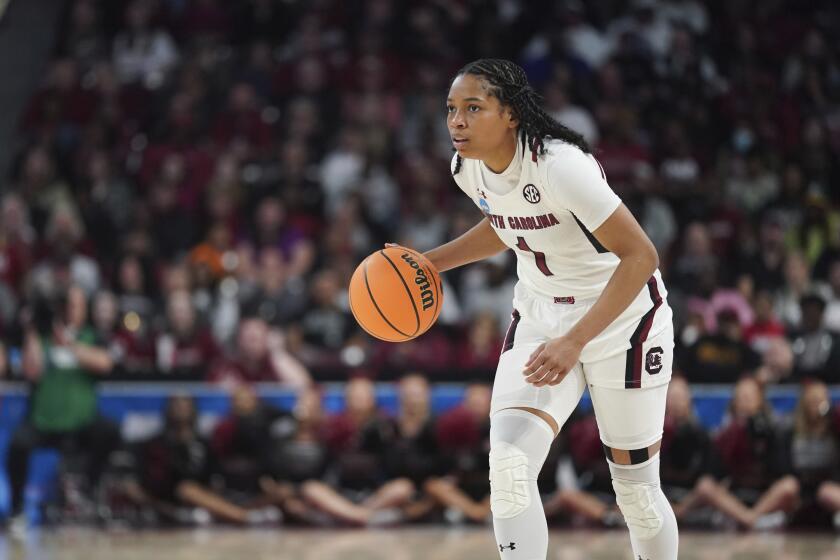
[{"xmin": 422, "ymin": 59, "xmax": 679, "ymax": 559}]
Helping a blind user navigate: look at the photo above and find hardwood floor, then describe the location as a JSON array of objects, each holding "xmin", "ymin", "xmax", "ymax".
[{"xmin": 1, "ymin": 527, "xmax": 838, "ymax": 560}]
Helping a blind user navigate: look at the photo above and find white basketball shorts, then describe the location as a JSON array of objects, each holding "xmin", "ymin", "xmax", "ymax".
[{"xmin": 489, "ymin": 277, "xmax": 674, "ymax": 449}]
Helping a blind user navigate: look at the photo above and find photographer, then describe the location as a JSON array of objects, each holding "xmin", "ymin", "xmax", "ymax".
[{"xmin": 5, "ymin": 285, "xmax": 120, "ymax": 533}]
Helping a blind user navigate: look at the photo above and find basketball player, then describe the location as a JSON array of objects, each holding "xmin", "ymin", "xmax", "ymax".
[{"xmin": 422, "ymin": 59, "xmax": 679, "ymax": 559}]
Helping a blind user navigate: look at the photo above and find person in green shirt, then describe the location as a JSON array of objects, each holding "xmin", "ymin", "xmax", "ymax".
[{"xmin": 5, "ymin": 285, "xmax": 120, "ymax": 532}]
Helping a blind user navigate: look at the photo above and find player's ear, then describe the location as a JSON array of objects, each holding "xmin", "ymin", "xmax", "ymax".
[{"xmin": 505, "ymin": 106, "xmax": 519, "ymax": 129}]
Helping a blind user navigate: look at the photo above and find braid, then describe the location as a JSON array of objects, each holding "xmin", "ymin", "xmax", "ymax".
[{"xmin": 451, "ymin": 58, "xmax": 589, "ymax": 175}]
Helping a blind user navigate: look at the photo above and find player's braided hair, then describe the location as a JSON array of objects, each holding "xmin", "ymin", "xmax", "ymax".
[{"xmin": 451, "ymin": 58, "xmax": 590, "ymax": 175}]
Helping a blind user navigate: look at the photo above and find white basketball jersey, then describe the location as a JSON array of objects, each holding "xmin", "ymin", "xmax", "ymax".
[{"xmin": 452, "ymin": 138, "xmax": 660, "ymax": 302}]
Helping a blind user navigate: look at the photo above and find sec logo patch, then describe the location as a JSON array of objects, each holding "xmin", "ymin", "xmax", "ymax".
[{"xmin": 523, "ymin": 184, "xmax": 540, "ymax": 203}]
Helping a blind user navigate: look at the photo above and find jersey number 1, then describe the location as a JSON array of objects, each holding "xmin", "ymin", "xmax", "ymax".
[{"xmin": 516, "ymin": 236, "xmax": 553, "ymax": 276}]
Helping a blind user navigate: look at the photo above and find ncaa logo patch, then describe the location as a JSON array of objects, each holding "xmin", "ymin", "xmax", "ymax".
[
  {"xmin": 645, "ymin": 347, "xmax": 664, "ymax": 374},
  {"xmin": 478, "ymin": 197, "xmax": 491, "ymax": 216},
  {"xmin": 523, "ymin": 184, "xmax": 540, "ymax": 204}
]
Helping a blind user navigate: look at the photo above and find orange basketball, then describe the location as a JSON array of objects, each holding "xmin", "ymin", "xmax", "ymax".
[{"xmin": 348, "ymin": 246, "xmax": 443, "ymax": 342}]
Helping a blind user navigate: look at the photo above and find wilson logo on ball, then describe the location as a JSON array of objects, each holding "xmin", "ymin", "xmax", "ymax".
[
  {"xmin": 348, "ymin": 245, "xmax": 442, "ymax": 342},
  {"xmin": 400, "ymin": 253, "xmax": 435, "ymax": 310}
]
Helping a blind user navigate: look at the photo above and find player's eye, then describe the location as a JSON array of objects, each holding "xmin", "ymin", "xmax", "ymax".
[
  {"xmin": 468, "ymin": 105, "xmax": 480, "ymax": 112},
  {"xmin": 446, "ymin": 105, "xmax": 455, "ymax": 113}
]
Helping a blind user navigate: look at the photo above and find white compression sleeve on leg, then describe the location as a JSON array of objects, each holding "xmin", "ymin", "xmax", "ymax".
[
  {"xmin": 489, "ymin": 409, "xmax": 555, "ymax": 560},
  {"xmin": 609, "ymin": 454, "xmax": 679, "ymax": 560}
]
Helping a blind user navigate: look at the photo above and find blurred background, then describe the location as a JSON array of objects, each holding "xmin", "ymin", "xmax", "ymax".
[{"xmin": 0, "ymin": 0, "xmax": 839, "ymax": 547}]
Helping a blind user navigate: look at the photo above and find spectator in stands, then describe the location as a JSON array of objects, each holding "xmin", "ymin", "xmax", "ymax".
[
  {"xmin": 682, "ymin": 308, "xmax": 761, "ymax": 383},
  {"xmin": 208, "ymin": 317, "xmax": 310, "ymax": 388},
  {"xmin": 697, "ymin": 376, "xmax": 799, "ymax": 529},
  {"xmin": 455, "ymin": 312, "xmax": 503, "ymax": 378},
  {"xmin": 425, "ymin": 383, "xmax": 492, "ymax": 524},
  {"xmin": 57, "ymin": 0, "xmax": 107, "ymax": 71},
  {"xmin": 19, "ymin": 59, "xmax": 97, "ymax": 148},
  {"xmin": 554, "ymin": 411, "xmax": 625, "ymax": 527},
  {"xmin": 821, "ymin": 258, "xmax": 840, "ymax": 333},
  {"xmin": 211, "ymin": 82, "xmax": 272, "ymax": 156},
  {"xmin": 189, "ymin": 221, "xmax": 234, "ymax": 284},
  {"xmin": 5, "ymin": 285, "xmax": 120, "ymax": 533},
  {"xmin": 248, "ymin": 196, "xmax": 309, "ymax": 263},
  {"xmin": 670, "ymin": 222, "xmax": 717, "ymax": 294},
  {"xmin": 738, "ymin": 213, "xmax": 787, "ymax": 293},
  {"xmin": 112, "ymin": 0, "xmax": 179, "ymax": 88},
  {"xmin": 29, "ymin": 203, "xmax": 101, "ymax": 299},
  {"xmin": 658, "ymin": 375, "xmax": 720, "ymax": 523},
  {"xmin": 301, "ymin": 376, "xmax": 413, "ymax": 526},
  {"xmin": 91, "ymin": 289, "xmax": 154, "ymax": 376},
  {"xmin": 776, "ymin": 252, "xmax": 828, "ymax": 329},
  {"xmin": 298, "ymin": 268, "xmax": 355, "ymax": 352},
  {"xmin": 784, "ymin": 380, "xmax": 840, "ymax": 528},
  {"xmin": 125, "ymin": 395, "xmax": 279, "ymax": 526},
  {"xmin": 724, "ymin": 151, "xmax": 779, "ymax": 214},
  {"xmin": 743, "ymin": 289, "xmax": 786, "ymax": 354},
  {"xmin": 77, "ymin": 149, "xmax": 135, "ymax": 263},
  {"xmin": 381, "ymin": 373, "xmax": 440, "ymax": 520},
  {"xmin": 755, "ymin": 336, "xmax": 795, "ymax": 385},
  {"xmin": 0, "ymin": 193, "xmax": 35, "ymax": 295},
  {"xmin": 156, "ymin": 289, "xmax": 219, "ymax": 379},
  {"xmin": 113, "ymin": 253, "xmax": 156, "ymax": 325},
  {"xmin": 238, "ymin": 247, "xmax": 307, "ymax": 327},
  {"xmin": 211, "ymin": 384, "xmax": 291, "ymax": 502},
  {"xmin": 460, "ymin": 253, "xmax": 517, "ymax": 331},
  {"xmin": 789, "ymin": 293, "xmax": 840, "ymax": 383},
  {"xmin": 259, "ymin": 386, "xmax": 332, "ymax": 525}
]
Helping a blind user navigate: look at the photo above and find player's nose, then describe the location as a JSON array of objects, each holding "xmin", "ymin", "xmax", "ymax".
[{"xmin": 449, "ymin": 109, "xmax": 467, "ymax": 128}]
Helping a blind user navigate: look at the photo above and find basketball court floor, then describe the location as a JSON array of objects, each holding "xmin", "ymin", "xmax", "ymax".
[{"xmin": 1, "ymin": 527, "xmax": 838, "ymax": 560}]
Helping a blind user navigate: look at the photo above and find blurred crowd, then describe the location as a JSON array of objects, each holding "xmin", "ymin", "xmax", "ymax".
[
  {"xmin": 1, "ymin": 0, "xmax": 839, "ymax": 385},
  {"xmin": 7, "ymin": 373, "xmax": 840, "ymax": 531},
  {"xmin": 1, "ymin": 0, "xmax": 840, "ymax": 533}
]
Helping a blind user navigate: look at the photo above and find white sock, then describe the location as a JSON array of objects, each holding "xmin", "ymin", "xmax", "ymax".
[
  {"xmin": 489, "ymin": 409, "xmax": 555, "ymax": 560},
  {"xmin": 609, "ymin": 454, "xmax": 679, "ymax": 560}
]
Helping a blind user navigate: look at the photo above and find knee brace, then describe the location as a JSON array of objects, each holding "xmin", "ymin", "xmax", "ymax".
[
  {"xmin": 489, "ymin": 441, "xmax": 531, "ymax": 518},
  {"xmin": 609, "ymin": 455, "xmax": 667, "ymax": 540},
  {"xmin": 612, "ymin": 477, "xmax": 664, "ymax": 539},
  {"xmin": 489, "ymin": 409, "xmax": 554, "ymax": 519}
]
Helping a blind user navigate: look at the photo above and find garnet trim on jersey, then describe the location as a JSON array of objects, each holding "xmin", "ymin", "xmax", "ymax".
[
  {"xmin": 501, "ymin": 309, "xmax": 521, "ymax": 354},
  {"xmin": 571, "ymin": 213, "xmax": 609, "ymax": 254},
  {"xmin": 624, "ymin": 277, "xmax": 663, "ymax": 389}
]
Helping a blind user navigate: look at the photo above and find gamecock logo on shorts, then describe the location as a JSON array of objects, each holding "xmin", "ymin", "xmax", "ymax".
[{"xmin": 645, "ymin": 347, "xmax": 663, "ymax": 374}]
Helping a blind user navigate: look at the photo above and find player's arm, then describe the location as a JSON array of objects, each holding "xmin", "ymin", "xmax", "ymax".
[
  {"xmin": 564, "ymin": 205, "xmax": 658, "ymax": 347},
  {"xmin": 423, "ymin": 217, "xmax": 508, "ymax": 273}
]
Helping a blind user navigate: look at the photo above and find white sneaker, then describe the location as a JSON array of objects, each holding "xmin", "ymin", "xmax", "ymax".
[
  {"xmin": 9, "ymin": 514, "xmax": 28, "ymax": 539},
  {"xmin": 246, "ymin": 506, "xmax": 283, "ymax": 526},
  {"xmin": 367, "ymin": 508, "xmax": 403, "ymax": 527},
  {"xmin": 443, "ymin": 507, "xmax": 465, "ymax": 525},
  {"xmin": 753, "ymin": 511, "xmax": 786, "ymax": 531}
]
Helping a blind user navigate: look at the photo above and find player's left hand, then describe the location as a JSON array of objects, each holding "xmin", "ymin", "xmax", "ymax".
[{"xmin": 522, "ymin": 336, "xmax": 584, "ymax": 387}]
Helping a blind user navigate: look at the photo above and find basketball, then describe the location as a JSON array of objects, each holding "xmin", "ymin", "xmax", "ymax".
[{"xmin": 348, "ymin": 246, "xmax": 443, "ymax": 342}]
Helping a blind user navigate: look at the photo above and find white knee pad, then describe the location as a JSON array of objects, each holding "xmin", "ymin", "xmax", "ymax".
[
  {"xmin": 488, "ymin": 409, "xmax": 554, "ymax": 519},
  {"xmin": 611, "ymin": 477, "xmax": 664, "ymax": 540},
  {"xmin": 489, "ymin": 441, "xmax": 531, "ymax": 519},
  {"xmin": 609, "ymin": 454, "xmax": 670, "ymax": 541}
]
